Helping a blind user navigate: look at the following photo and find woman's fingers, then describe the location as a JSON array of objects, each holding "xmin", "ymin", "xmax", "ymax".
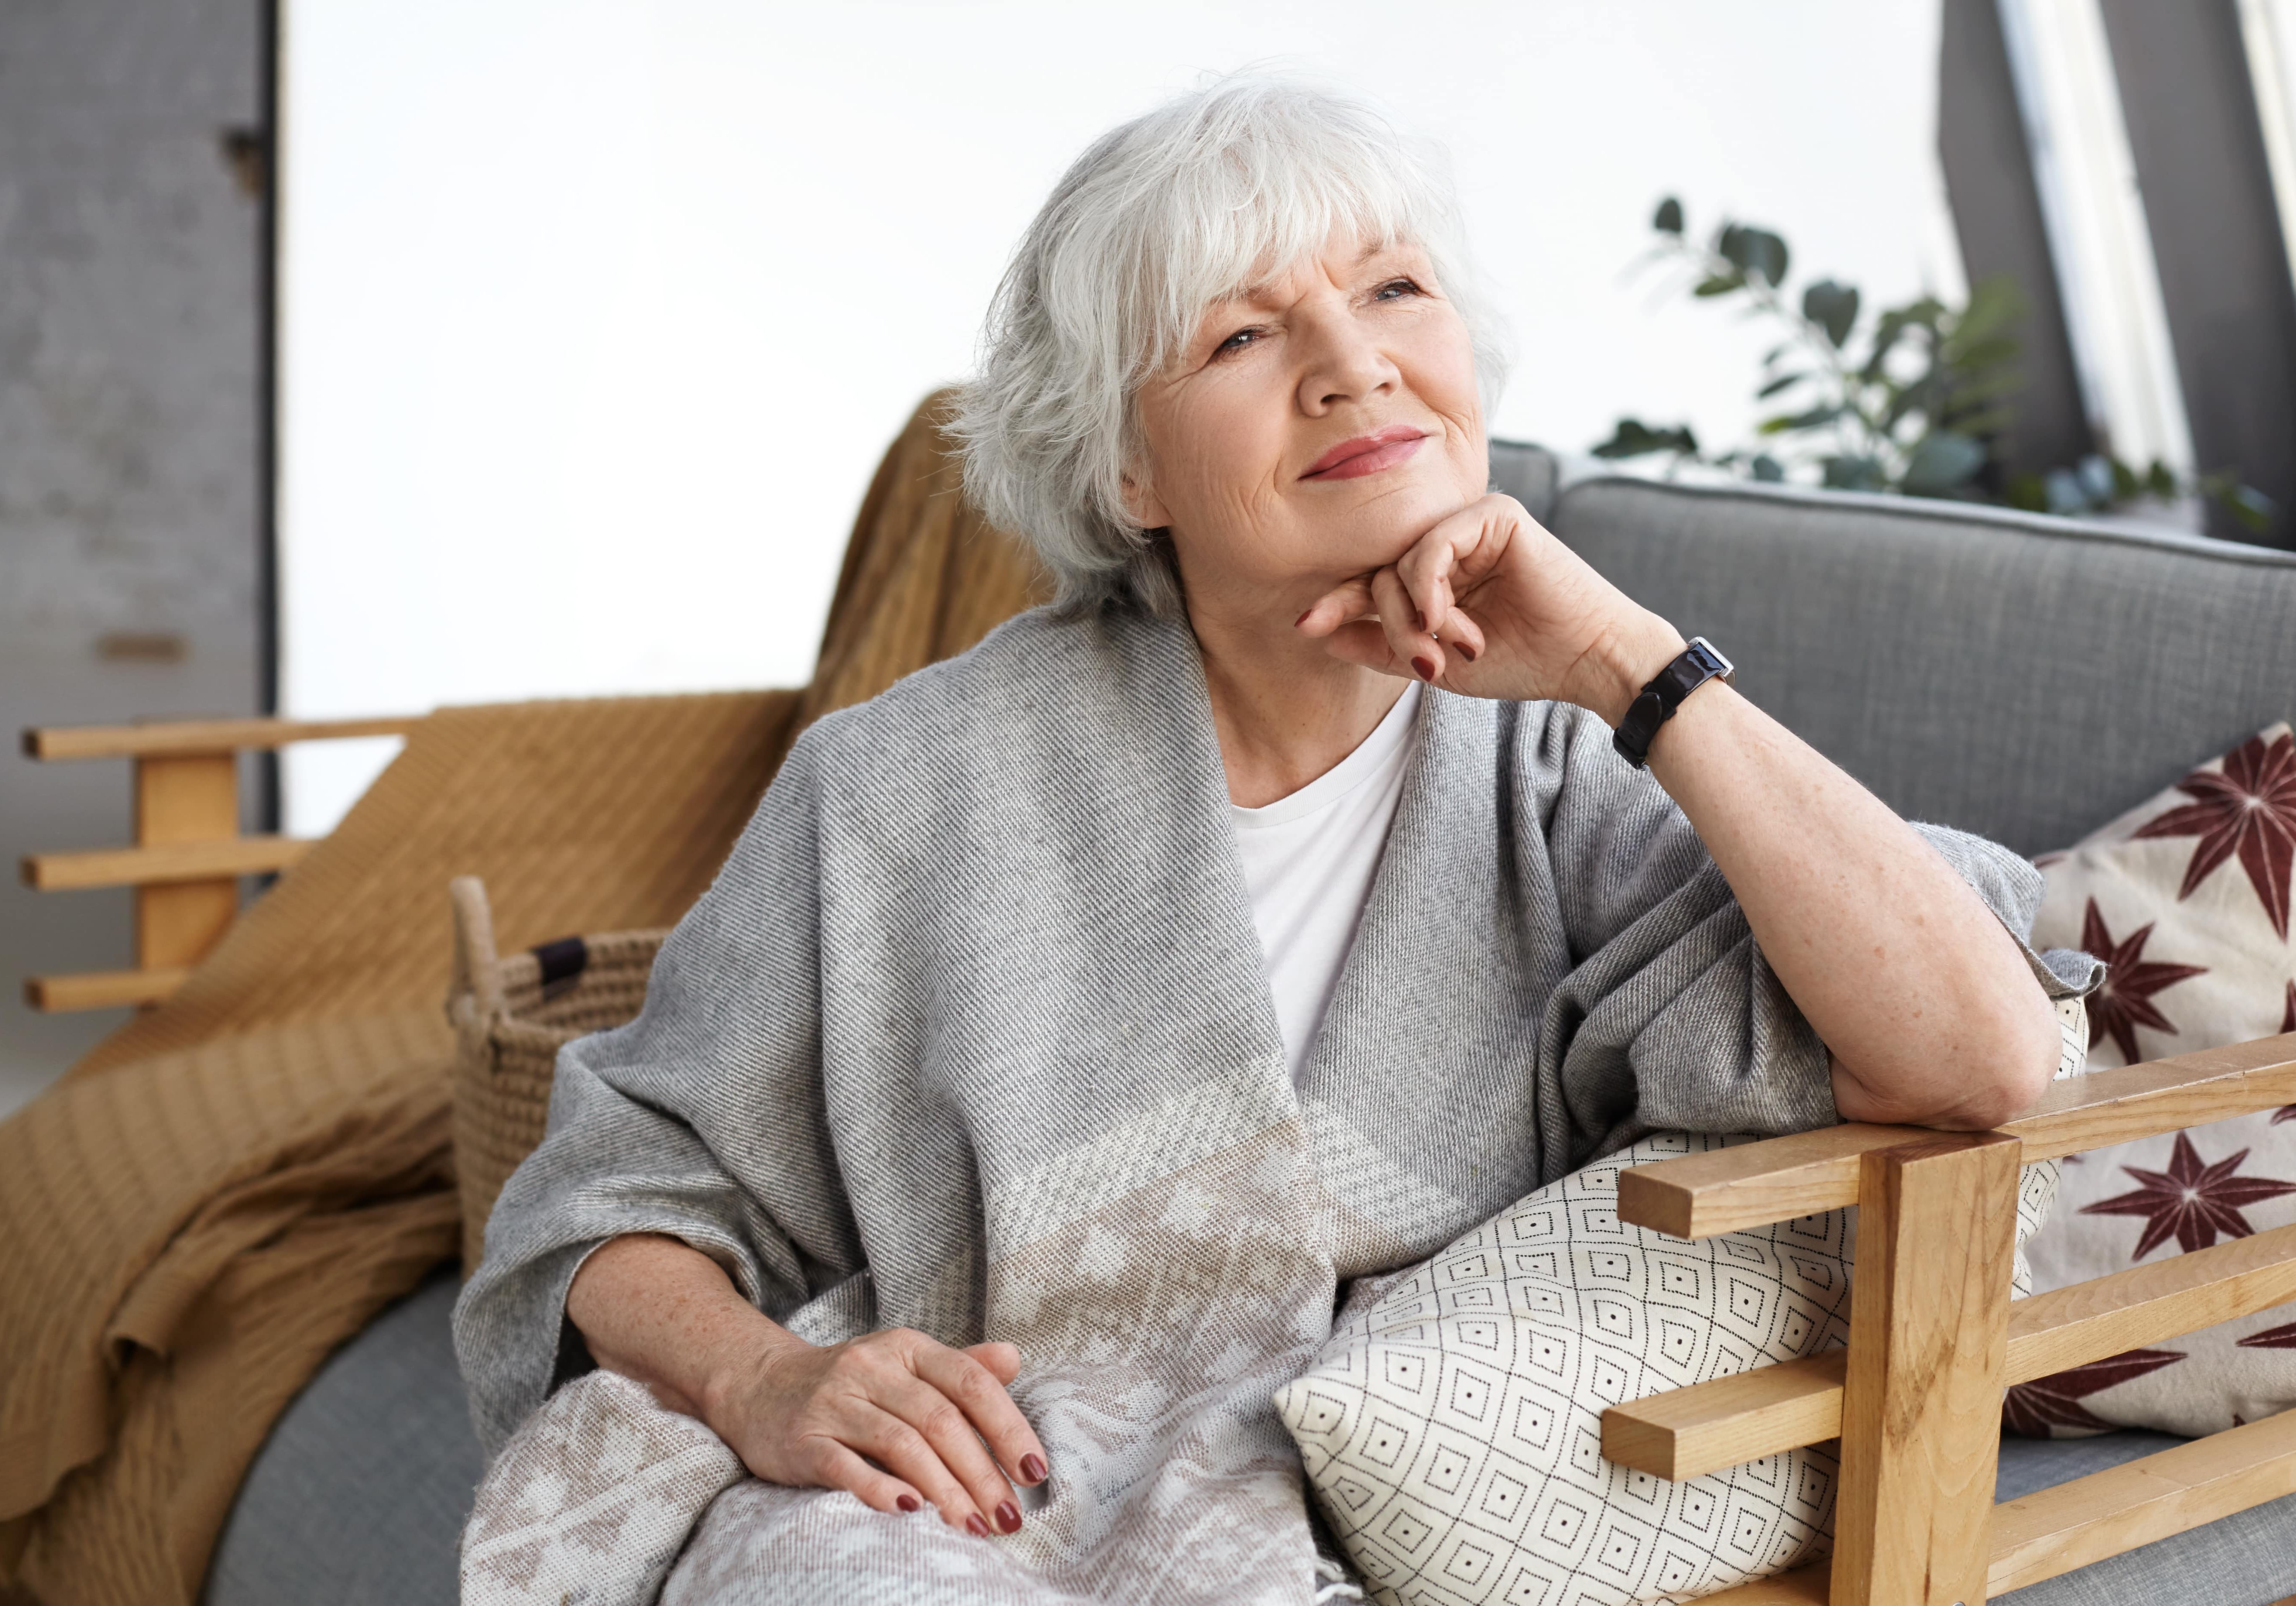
[
  {"xmin": 922, "ymin": 1343, "xmax": 1047, "ymax": 1487},
  {"xmin": 1318, "ymin": 619, "xmax": 1408, "ymax": 676},
  {"xmin": 876, "ymin": 1370, "xmax": 1023, "ymax": 1532},
  {"xmin": 962, "ymin": 1340, "xmax": 1022, "ymax": 1387},
  {"xmin": 1394, "ymin": 532, "xmax": 1460, "ymax": 643},
  {"xmin": 835, "ymin": 1401, "xmax": 994, "ymax": 1534},
  {"xmin": 1295, "ymin": 540, "xmax": 1489, "ymax": 676},
  {"xmin": 798, "ymin": 1433, "xmax": 926, "ymax": 1518},
  {"xmin": 1372, "ymin": 567, "xmax": 1443, "ymax": 682},
  {"xmin": 1438, "ymin": 607, "xmax": 1488, "ymax": 662},
  {"xmin": 1295, "ymin": 574, "xmax": 1376, "ymax": 638},
  {"xmin": 1401, "ymin": 498, "xmax": 1519, "ymax": 633}
]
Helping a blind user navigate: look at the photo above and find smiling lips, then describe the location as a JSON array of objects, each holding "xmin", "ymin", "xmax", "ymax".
[{"xmin": 1301, "ymin": 426, "xmax": 1428, "ymax": 480}]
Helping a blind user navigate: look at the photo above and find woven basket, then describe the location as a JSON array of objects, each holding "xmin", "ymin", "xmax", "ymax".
[{"xmin": 448, "ymin": 875, "xmax": 665, "ymax": 1273}]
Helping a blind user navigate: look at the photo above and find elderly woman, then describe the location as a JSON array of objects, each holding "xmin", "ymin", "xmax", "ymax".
[{"xmin": 456, "ymin": 75, "xmax": 2091, "ymax": 1604}]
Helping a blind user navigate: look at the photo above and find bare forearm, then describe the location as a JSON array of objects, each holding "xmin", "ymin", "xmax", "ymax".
[
  {"xmin": 566, "ymin": 1232, "xmax": 794, "ymax": 1421},
  {"xmin": 1604, "ymin": 626, "xmax": 2058, "ymax": 1128}
]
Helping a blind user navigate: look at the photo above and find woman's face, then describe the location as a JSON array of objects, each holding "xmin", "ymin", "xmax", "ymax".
[{"xmin": 1128, "ymin": 234, "xmax": 1487, "ymax": 619}]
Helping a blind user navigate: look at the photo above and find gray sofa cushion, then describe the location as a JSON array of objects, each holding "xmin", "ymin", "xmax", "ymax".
[
  {"xmin": 1510, "ymin": 459, "xmax": 2296, "ymax": 856},
  {"xmin": 1488, "ymin": 435, "xmax": 1560, "ymax": 525},
  {"xmin": 203, "ymin": 1269, "xmax": 480, "ymax": 1606}
]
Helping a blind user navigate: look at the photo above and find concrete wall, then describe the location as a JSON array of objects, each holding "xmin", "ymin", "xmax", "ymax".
[{"xmin": 0, "ymin": 0, "xmax": 266, "ymax": 1110}]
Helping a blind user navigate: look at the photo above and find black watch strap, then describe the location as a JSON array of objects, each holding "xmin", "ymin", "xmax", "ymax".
[{"xmin": 1612, "ymin": 637, "xmax": 1735, "ymax": 769}]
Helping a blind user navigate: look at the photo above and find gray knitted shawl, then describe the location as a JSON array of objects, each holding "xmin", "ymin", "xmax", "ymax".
[{"xmin": 453, "ymin": 605, "xmax": 2080, "ymax": 1605}]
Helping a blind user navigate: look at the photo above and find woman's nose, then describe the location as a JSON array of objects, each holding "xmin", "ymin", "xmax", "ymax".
[{"xmin": 1294, "ymin": 314, "xmax": 1396, "ymax": 414}]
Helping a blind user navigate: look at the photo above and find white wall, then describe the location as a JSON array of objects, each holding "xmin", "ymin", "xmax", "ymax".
[{"xmin": 280, "ymin": 0, "xmax": 1961, "ymax": 832}]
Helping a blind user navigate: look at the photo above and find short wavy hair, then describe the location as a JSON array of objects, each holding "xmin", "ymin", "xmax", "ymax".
[{"xmin": 953, "ymin": 73, "xmax": 1510, "ymax": 619}]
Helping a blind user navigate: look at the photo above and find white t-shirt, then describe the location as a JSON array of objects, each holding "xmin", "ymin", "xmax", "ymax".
[{"xmin": 1229, "ymin": 683, "xmax": 1422, "ymax": 1082}]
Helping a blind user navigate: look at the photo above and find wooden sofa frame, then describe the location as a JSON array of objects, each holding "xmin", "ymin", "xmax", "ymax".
[
  {"xmin": 21, "ymin": 716, "xmax": 2296, "ymax": 1603},
  {"xmin": 1607, "ymin": 1038, "xmax": 2296, "ymax": 1603},
  {"xmin": 19, "ymin": 714, "xmax": 421, "ymax": 1011}
]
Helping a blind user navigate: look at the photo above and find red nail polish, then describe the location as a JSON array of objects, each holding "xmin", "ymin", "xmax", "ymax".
[
  {"xmin": 1294, "ymin": 608, "xmax": 1313, "ymax": 628},
  {"xmin": 966, "ymin": 1513, "xmax": 991, "ymax": 1537},
  {"xmin": 1020, "ymin": 1453, "xmax": 1048, "ymax": 1484},
  {"xmin": 897, "ymin": 1494, "xmax": 921, "ymax": 1514},
  {"xmin": 1412, "ymin": 655, "xmax": 1437, "ymax": 681},
  {"xmin": 996, "ymin": 1500, "xmax": 1022, "ymax": 1534},
  {"xmin": 1457, "ymin": 641, "xmax": 1478, "ymax": 662}
]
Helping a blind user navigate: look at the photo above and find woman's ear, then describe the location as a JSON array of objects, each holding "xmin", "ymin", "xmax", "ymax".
[{"xmin": 1119, "ymin": 463, "xmax": 1171, "ymax": 532}]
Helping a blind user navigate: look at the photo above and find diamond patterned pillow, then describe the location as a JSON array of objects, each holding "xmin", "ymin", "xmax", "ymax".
[
  {"xmin": 1277, "ymin": 1002, "xmax": 2082, "ymax": 1606},
  {"xmin": 2018, "ymin": 722, "xmax": 2296, "ymax": 1438}
]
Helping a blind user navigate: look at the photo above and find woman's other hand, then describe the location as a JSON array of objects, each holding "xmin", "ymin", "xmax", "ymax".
[
  {"xmin": 566, "ymin": 1233, "xmax": 1048, "ymax": 1536},
  {"xmin": 1295, "ymin": 492, "xmax": 1684, "ymax": 722},
  {"xmin": 710, "ymin": 1327, "xmax": 1044, "ymax": 1535}
]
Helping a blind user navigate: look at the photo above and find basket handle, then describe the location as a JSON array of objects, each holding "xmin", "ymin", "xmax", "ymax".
[{"xmin": 449, "ymin": 875, "xmax": 506, "ymax": 1021}]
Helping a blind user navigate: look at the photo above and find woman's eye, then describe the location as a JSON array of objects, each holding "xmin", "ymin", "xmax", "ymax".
[
  {"xmin": 1373, "ymin": 278, "xmax": 1422, "ymax": 302},
  {"xmin": 1214, "ymin": 327, "xmax": 1261, "ymax": 357}
]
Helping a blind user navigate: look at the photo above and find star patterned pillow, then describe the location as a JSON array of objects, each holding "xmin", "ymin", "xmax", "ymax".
[{"xmin": 2019, "ymin": 721, "xmax": 2296, "ymax": 1438}]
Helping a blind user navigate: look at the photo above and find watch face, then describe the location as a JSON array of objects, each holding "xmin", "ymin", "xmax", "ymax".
[{"xmin": 1687, "ymin": 637, "xmax": 1734, "ymax": 679}]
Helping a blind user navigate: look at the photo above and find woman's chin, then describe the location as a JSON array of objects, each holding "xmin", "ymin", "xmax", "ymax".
[{"xmin": 1310, "ymin": 489, "xmax": 1473, "ymax": 570}]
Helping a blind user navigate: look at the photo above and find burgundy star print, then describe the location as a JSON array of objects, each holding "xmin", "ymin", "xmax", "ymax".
[
  {"xmin": 2236, "ymin": 1319, "xmax": 2296, "ymax": 1350},
  {"xmin": 2077, "ymin": 898, "xmax": 2207, "ymax": 1066},
  {"xmin": 2080, "ymin": 1130, "xmax": 2296, "ymax": 1259},
  {"xmin": 2002, "ymin": 1348, "xmax": 2185, "ymax": 1437},
  {"xmin": 2132, "ymin": 729, "xmax": 2296, "ymax": 939}
]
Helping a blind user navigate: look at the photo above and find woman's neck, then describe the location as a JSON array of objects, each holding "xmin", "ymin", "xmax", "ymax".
[{"xmin": 1189, "ymin": 595, "xmax": 1409, "ymax": 809}]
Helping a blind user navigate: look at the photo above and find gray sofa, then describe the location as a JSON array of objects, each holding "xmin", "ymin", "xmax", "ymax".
[{"xmin": 203, "ymin": 444, "xmax": 2296, "ymax": 1604}]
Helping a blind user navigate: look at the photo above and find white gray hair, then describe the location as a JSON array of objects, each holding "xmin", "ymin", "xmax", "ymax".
[{"xmin": 953, "ymin": 72, "xmax": 1510, "ymax": 618}]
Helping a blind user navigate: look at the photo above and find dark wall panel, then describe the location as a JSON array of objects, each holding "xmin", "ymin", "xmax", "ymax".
[
  {"xmin": 2100, "ymin": 0, "xmax": 2296, "ymax": 548},
  {"xmin": 1938, "ymin": 0, "xmax": 2096, "ymax": 484}
]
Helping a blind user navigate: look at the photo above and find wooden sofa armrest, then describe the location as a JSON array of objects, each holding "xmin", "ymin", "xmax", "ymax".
[
  {"xmin": 22, "ymin": 714, "xmax": 421, "ymax": 761},
  {"xmin": 1617, "ymin": 1032, "xmax": 2296, "ymax": 1239},
  {"xmin": 20, "ymin": 712, "xmax": 427, "ymax": 1012}
]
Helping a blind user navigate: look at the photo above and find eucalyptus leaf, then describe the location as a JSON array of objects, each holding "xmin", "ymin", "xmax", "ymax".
[
  {"xmin": 1653, "ymin": 196, "xmax": 1684, "ymax": 235},
  {"xmin": 2228, "ymin": 485, "xmax": 2275, "ymax": 532},
  {"xmin": 1755, "ymin": 372, "xmax": 1806, "ymax": 399},
  {"xmin": 1822, "ymin": 455, "xmax": 1887, "ymax": 491},
  {"xmin": 1750, "ymin": 454, "xmax": 1785, "ymax": 482},
  {"xmin": 1693, "ymin": 272, "xmax": 1744, "ymax": 297},
  {"xmin": 1757, "ymin": 403, "xmax": 1843, "ymax": 435},
  {"xmin": 2043, "ymin": 469, "xmax": 2087, "ymax": 515},
  {"xmin": 1801, "ymin": 280, "xmax": 1860, "ymax": 348},
  {"xmin": 1900, "ymin": 431, "xmax": 1986, "ymax": 497},
  {"xmin": 1730, "ymin": 226, "xmax": 1789, "ymax": 287},
  {"xmin": 1591, "ymin": 418, "xmax": 1700, "ymax": 459}
]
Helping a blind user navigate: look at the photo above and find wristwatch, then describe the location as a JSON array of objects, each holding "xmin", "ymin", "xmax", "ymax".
[{"xmin": 1612, "ymin": 637, "xmax": 1735, "ymax": 769}]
